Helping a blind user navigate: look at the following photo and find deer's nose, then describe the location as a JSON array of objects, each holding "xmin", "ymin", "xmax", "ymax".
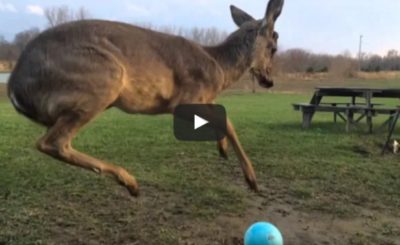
[{"xmin": 259, "ymin": 77, "xmax": 274, "ymax": 88}]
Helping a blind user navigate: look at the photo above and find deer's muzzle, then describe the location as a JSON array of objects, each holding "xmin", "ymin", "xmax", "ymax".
[{"xmin": 250, "ymin": 68, "xmax": 274, "ymax": 89}]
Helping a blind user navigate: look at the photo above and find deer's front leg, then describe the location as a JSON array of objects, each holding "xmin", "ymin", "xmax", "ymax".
[
  {"xmin": 226, "ymin": 118, "xmax": 258, "ymax": 191},
  {"xmin": 217, "ymin": 137, "xmax": 229, "ymax": 159}
]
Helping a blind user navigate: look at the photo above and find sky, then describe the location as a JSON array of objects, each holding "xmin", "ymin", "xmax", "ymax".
[{"xmin": 0, "ymin": 0, "xmax": 399, "ymax": 56}]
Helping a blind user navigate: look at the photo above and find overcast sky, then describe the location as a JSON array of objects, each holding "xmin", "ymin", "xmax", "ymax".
[{"xmin": 1, "ymin": 0, "xmax": 399, "ymax": 56}]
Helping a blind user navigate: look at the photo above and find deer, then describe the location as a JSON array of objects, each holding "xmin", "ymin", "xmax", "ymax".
[{"xmin": 7, "ymin": 0, "xmax": 284, "ymax": 196}]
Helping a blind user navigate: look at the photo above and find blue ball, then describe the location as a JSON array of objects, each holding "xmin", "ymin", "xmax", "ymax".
[{"xmin": 244, "ymin": 222, "xmax": 283, "ymax": 245}]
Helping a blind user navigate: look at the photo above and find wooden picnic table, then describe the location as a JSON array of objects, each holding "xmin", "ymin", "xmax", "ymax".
[{"xmin": 293, "ymin": 87, "xmax": 400, "ymax": 133}]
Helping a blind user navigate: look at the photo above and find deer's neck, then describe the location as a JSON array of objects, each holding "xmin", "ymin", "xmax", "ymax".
[{"xmin": 204, "ymin": 37, "xmax": 252, "ymax": 88}]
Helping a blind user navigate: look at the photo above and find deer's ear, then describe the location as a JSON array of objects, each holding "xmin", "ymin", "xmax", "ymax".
[
  {"xmin": 261, "ymin": 0, "xmax": 284, "ymax": 34},
  {"xmin": 230, "ymin": 5, "xmax": 255, "ymax": 27},
  {"xmin": 265, "ymin": 0, "xmax": 284, "ymax": 22}
]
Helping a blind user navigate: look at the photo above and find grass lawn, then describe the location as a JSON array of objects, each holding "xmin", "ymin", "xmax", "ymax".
[{"xmin": 1, "ymin": 92, "xmax": 400, "ymax": 244}]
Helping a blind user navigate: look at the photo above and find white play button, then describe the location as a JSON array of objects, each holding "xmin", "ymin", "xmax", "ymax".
[
  {"xmin": 174, "ymin": 104, "xmax": 227, "ymax": 141},
  {"xmin": 194, "ymin": 115, "xmax": 209, "ymax": 130}
]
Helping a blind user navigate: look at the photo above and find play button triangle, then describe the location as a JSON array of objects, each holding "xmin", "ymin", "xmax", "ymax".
[{"xmin": 194, "ymin": 115, "xmax": 209, "ymax": 130}]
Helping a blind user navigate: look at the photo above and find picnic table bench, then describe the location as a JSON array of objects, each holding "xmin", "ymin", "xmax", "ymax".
[{"xmin": 293, "ymin": 87, "xmax": 400, "ymax": 133}]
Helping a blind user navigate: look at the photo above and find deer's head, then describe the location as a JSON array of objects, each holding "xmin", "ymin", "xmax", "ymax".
[{"xmin": 230, "ymin": 0, "xmax": 284, "ymax": 88}]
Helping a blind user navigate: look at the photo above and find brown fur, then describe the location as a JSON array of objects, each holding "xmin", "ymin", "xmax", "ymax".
[{"xmin": 7, "ymin": 0, "xmax": 284, "ymax": 196}]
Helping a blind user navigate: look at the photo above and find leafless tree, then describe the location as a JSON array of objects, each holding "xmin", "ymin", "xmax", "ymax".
[
  {"xmin": 75, "ymin": 7, "xmax": 91, "ymax": 20},
  {"xmin": 13, "ymin": 28, "xmax": 40, "ymax": 53},
  {"xmin": 186, "ymin": 27, "xmax": 228, "ymax": 46},
  {"xmin": 45, "ymin": 6, "xmax": 91, "ymax": 27},
  {"xmin": 0, "ymin": 36, "xmax": 8, "ymax": 60},
  {"xmin": 278, "ymin": 49, "xmax": 311, "ymax": 73},
  {"xmin": 329, "ymin": 51, "xmax": 358, "ymax": 78},
  {"xmin": 136, "ymin": 23, "xmax": 228, "ymax": 46},
  {"xmin": 383, "ymin": 50, "xmax": 400, "ymax": 71},
  {"xmin": 0, "ymin": 36, "xmax": 18, "ymax": 62}
]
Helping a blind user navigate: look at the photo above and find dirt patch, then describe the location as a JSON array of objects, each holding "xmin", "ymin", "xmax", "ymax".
[
  {"xmin": 3, "ymin": 180, "xmax": 399, "ymax": 245},
  {"xmin": 10, "ymin": 168, "xmax": 393, "ymax": 245},
  {"xmin": 215, "ymin": 200, "xmax": 400, "ymax": 245},
  {"xmin": 178, "ymin": 192, "xmax": 400, "ymax": 245}
]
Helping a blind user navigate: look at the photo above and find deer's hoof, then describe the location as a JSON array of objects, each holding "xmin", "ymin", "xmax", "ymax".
[
  {"xmin": 116, "ymin": 168, "xmax": 140, "ymax": 197},
  {"xmin": 219, "ymin": 151, "xmax": 229, "ymax": 160},
  {"xmin": 126, "ymin": 184, "xmax": 140, "ymax": 197},
  {"xmin": 246, "ymin": 178, "xmax": 259, "ymax": 193}
]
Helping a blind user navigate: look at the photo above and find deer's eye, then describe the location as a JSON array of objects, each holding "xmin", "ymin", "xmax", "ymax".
[
  {"xmin": 273, "ymin": 32, "xmax": 279, "ymax": 40},
  {"xmin": 267, "ymin": 42, "xmax": 277, "ymax": 53}
]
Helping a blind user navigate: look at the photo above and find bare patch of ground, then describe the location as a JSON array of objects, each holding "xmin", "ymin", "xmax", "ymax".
[
  {"xmin": 48, "ymin": 181, "xmax": 400, "ymax": 245},
  {"xmin": 174, "ymin": 183, "xmax": 400, "ymax": 245}
]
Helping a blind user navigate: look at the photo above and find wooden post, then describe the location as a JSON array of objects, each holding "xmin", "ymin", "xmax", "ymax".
[
  {"xmin": 308, "ymin": 93, "xmax": 323, "ymax": 122},
  {"xmin": 367, "ymin": 110, "xmax": 373, "ymax": 133},
  {"xmin": 382, "ymin": 110, "xmax": 400, "ymax": 155},
  {"xmin": 346, "ymin": 109, "xmax": 352, "ymax": 132},
  {"xmin": 365, "ymin": 92, "xmax": 373, "ymax": 134},
  {"xmin": 302, "ymin": 111, "xmax": 312, "ymax": 129},
  {"xmin": 332, "ymin": 103, "xmax": 337, "ymax": 123}
]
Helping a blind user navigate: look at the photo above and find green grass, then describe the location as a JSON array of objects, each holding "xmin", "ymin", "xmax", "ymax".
[{"xmin": 1, "ymin": 92, "xmax": 400, "ymax": 244}]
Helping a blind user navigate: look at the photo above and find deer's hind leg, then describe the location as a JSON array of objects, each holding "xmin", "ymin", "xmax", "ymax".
[
  {"xmin": 217, "ymin": 137, "xmax": 229, "ymax": 159},
  {"xmin": 36, "ymin": 110, "xmax": 139, "ymax": 196}
]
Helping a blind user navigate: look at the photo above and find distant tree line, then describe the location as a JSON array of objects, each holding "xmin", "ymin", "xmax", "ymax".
[
  {"xmin": 0, "ymin": 6, "xmax": 90, "ymax": 66},
  {"xmin": 273, "ymin": 49, "xmax": 356, "ymax": 77},
  {"xmin": 360, "ymin": 50, "xmax": 400, "ymax": 72},
  {"xmin": 1, "ymin": 6, "xmax": 399, "ymax": 76},
  {"xmin": 0, "ymin": 27, "xmax": 41, "ymax": 62},
  {"xmin": 0, "ymin": 6, "xmax": 227, "ymax": 67},
  {"xmin": 136, "ymin": 23, "xmax": 228, "ymax": 46},
  {"xmin": 274, "ymin": 49, "xmax": 400, "ymax": 77}
]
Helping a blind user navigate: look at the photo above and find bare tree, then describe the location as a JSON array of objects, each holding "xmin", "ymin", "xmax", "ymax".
[
  {"xmin": 279, "ymin": 49, "xmax": 311, "ymax": 73},
  {"xmin": 136, "ymin": 23, "xmax": 228, "ymax": 46},
  {"xmin": 13, "ymin": 28, "xmax": 40, "ymax": 53},
  {"xmin": 75, "ymin": 7, "xmax": 91, "ymax": 20},
  {"xmin": 186, "ymin": 27, "xmax": 228, "ymax": 45},
  {"xmin": 0, "ymin": 36, "xmax": 9, "ymax": 61},
  {"xmin": 45, "ymin": 6, "xmax": 91, "ymax": 27},
  {"xmin": 45, "ymin": 6, "xmax": 70, "ymax": 27},
  {"xmin": 387, "ymin": 49, "xmax": 398, "ymax": 58},
  {"xmin": 384, "ymin": 50, "xmax": 400, "ymax": 71},
  {"xmin": 0, "ymin": 36, "xmax": 18, "ymax": 63},
  {"xmin": 329, "ymin": 51, "xmax": 357, "ymax": 78}
]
